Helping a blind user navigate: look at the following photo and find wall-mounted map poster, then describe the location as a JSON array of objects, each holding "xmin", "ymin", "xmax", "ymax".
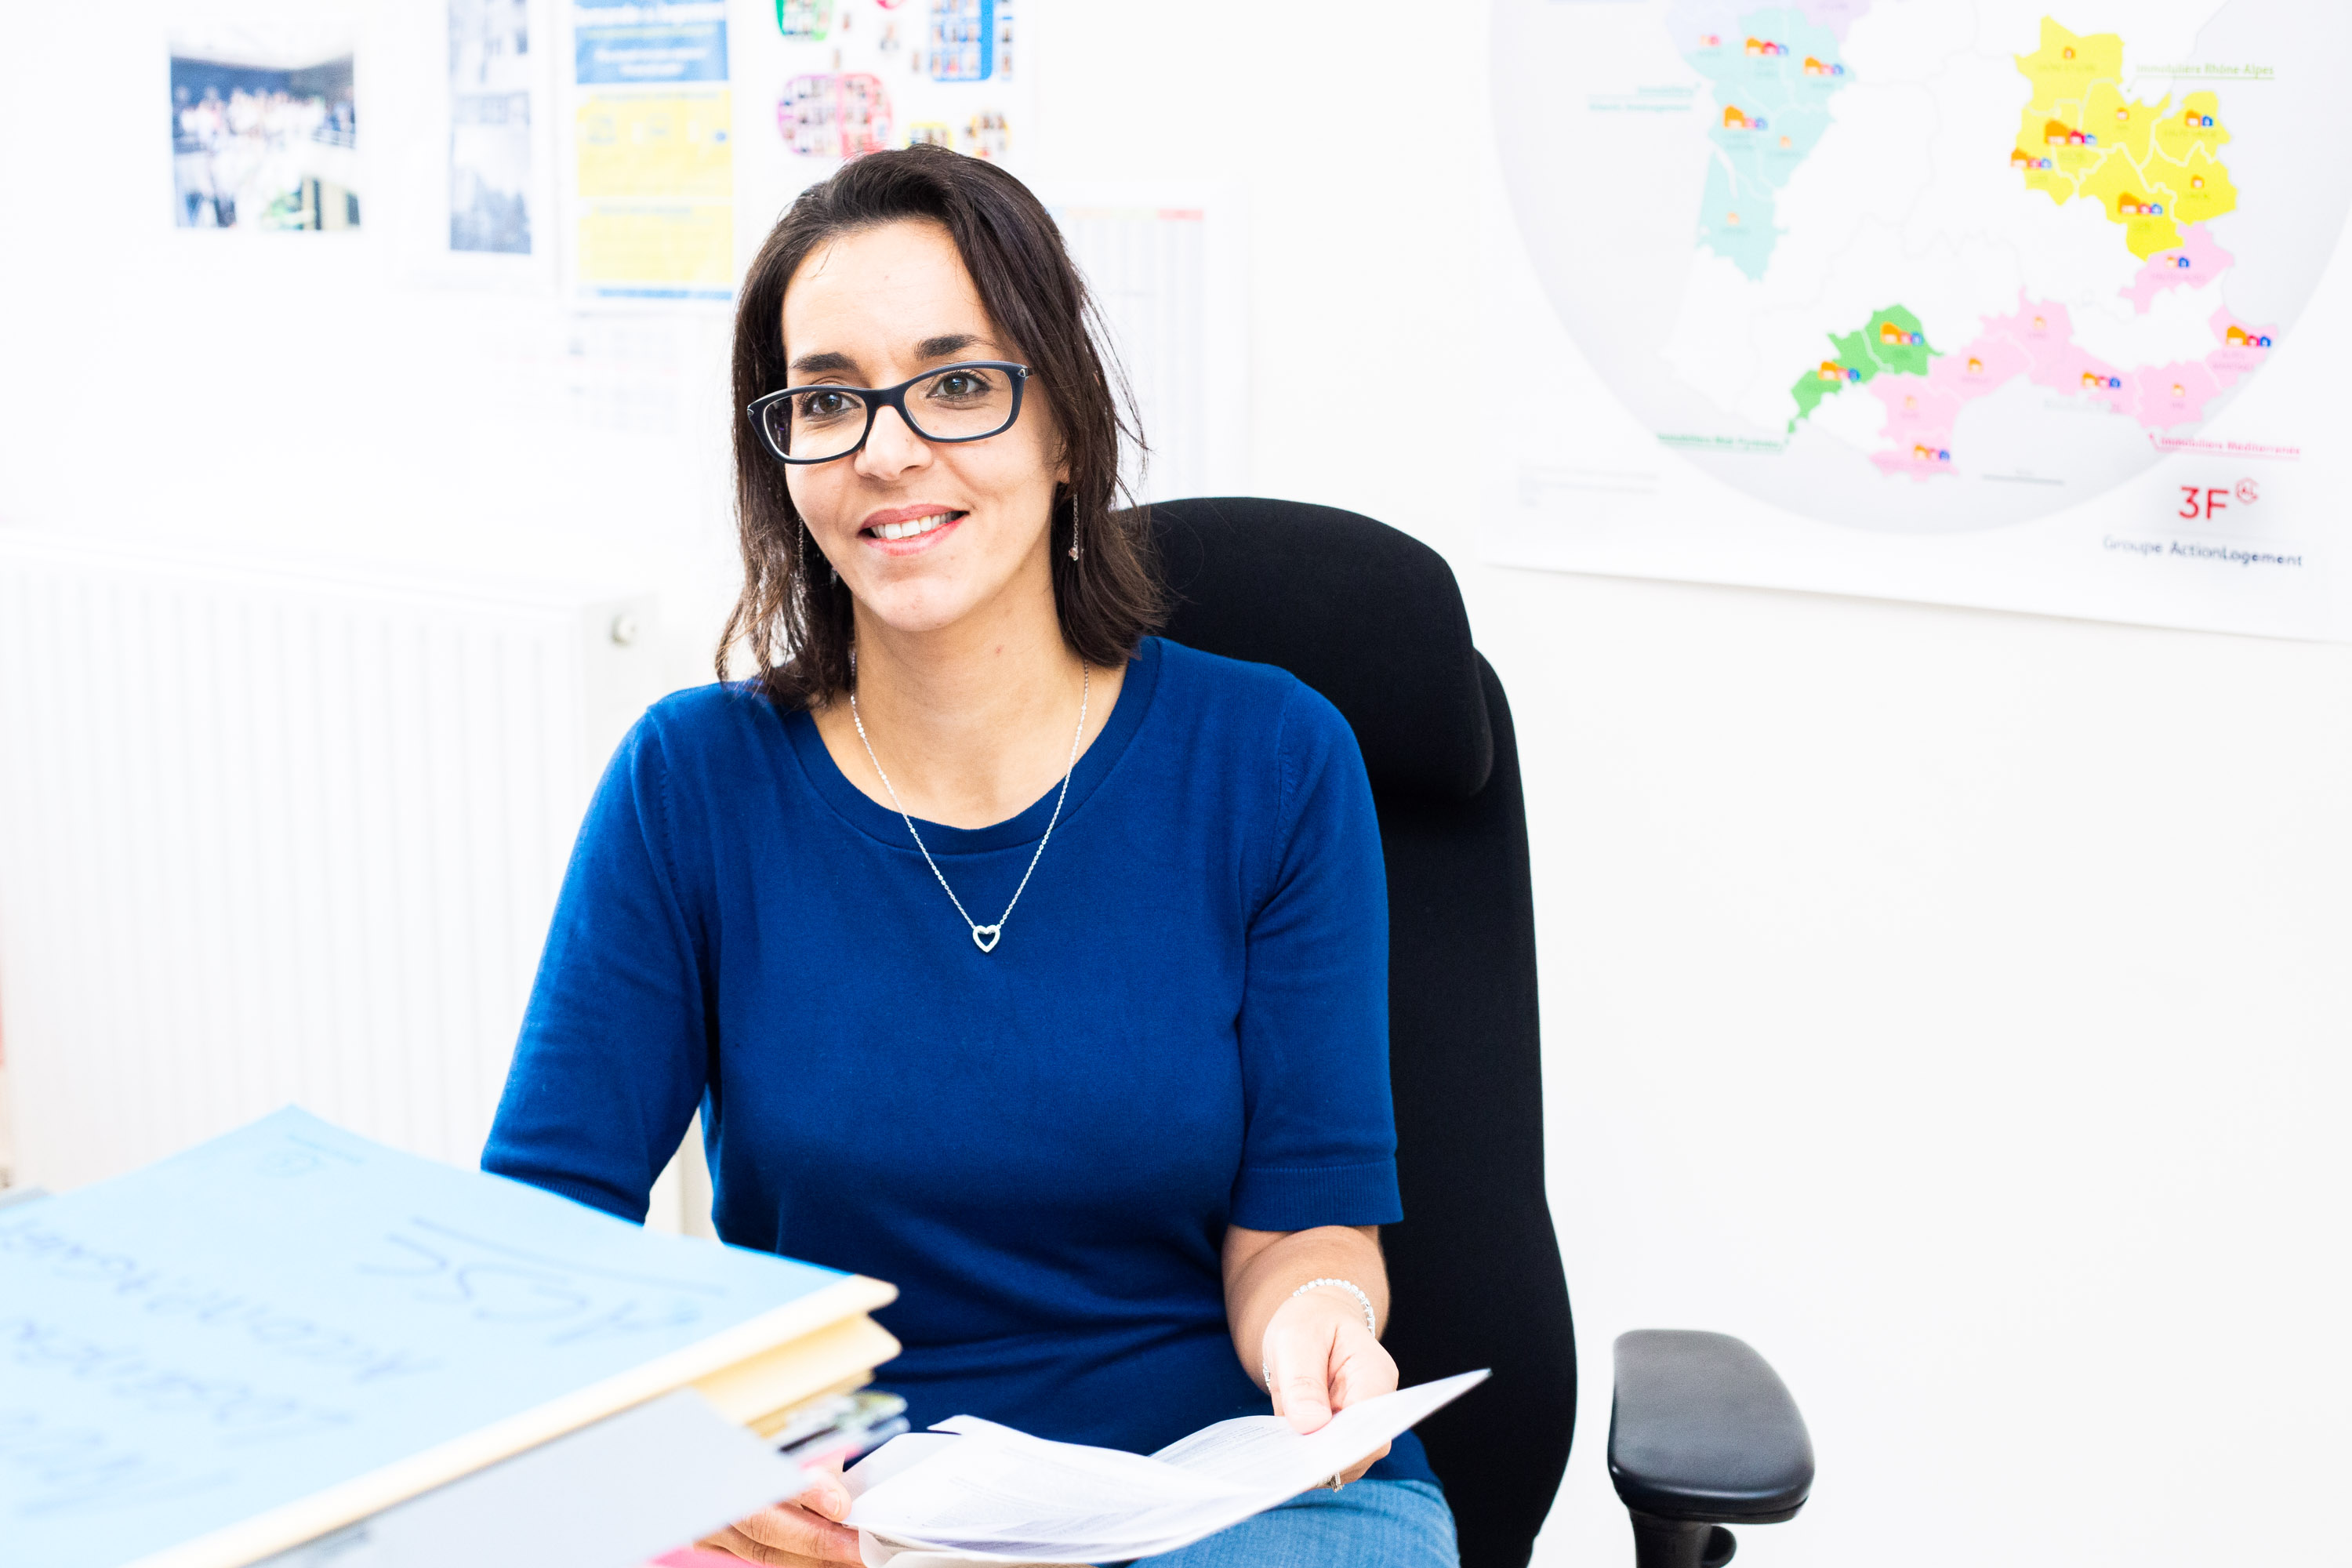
[{"xmin": 1484, "ymin": 2, "xmax": 2352, "ymax": 641}]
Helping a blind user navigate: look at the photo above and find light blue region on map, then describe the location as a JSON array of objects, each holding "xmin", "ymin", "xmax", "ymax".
[
  {"xmin": 1697, "ymin": 158, "xmax": 1781, "ymax": 278},
  {"xmin": 1680, "ymin": 5, "xmax": 1855, "ymax": 278}
]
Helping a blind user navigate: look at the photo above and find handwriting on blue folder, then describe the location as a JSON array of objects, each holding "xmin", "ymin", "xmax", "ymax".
[{"xmin": 0, "ymin": 1107, "xmax": 846, "ymax": 1568}]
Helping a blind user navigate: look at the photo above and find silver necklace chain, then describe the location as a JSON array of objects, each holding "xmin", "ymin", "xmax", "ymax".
[{"xmin": 848, "ymin": 659, "xmax": 1090, "ymax": 953}]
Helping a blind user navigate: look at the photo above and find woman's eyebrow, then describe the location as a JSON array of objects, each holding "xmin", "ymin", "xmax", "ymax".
[
  {"xmin": 789, "ymin": 350, "xmax": 858, "ymax": 376},
  {"xmin": 916, "ymin": 332, "xmax": 986, "ymax": 360}
]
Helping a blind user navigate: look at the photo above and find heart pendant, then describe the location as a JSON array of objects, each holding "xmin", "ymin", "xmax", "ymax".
[{"xmin": 971, "ymin": 924, "xmax": 1003, "ymax": 953}]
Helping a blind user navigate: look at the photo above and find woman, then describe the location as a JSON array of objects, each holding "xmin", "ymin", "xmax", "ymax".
[{"xmin": 483, "ymin": 147, "xmax": 1456, "ymax": 1566}]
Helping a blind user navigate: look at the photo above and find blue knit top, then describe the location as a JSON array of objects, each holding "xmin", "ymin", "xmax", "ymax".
[{"xmin": 484, "ymin": 636, "xmax": 1432, "ymax": 1483}]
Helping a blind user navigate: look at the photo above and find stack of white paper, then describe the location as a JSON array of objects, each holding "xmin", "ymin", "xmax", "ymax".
[{"xmin": 844, "ymin": 1371, "xmax": 1489, "ymax": 1566}]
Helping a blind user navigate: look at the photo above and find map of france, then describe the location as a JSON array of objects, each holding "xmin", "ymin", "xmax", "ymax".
[{"xmin": 1774, "ymin": 14, "xmax": 2278, "ymax": 481}]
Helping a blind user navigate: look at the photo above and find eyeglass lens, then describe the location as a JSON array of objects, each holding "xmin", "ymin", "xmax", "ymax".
[{"xmin": 763, "ymin": 365, "xmax": 1018, "ymax": 461}]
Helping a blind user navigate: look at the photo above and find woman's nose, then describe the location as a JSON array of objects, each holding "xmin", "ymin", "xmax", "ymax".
[{"xmin": 855, "ymin": 404, "xmax": 930, "ymax": 477}]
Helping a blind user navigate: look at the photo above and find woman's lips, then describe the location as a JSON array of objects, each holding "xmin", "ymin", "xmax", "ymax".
[{"xmin": 859, "ymin": 508, "xmax": 967, "ymax": 553}]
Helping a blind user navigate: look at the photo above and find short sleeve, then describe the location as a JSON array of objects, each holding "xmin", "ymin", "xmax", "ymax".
[
  {"xmin": 481, "ymin": 712, "xmax": 710, "ymax": 1222},
  {"xmin": 1228, "ymin": 683, "xmax": 1403, "ymax": 1231}
]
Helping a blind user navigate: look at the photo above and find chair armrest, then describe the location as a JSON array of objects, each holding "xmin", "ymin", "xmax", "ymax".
[{"xmin": 1608, "ymin": 1330, "xmax": 1813, "ymax": 1525}]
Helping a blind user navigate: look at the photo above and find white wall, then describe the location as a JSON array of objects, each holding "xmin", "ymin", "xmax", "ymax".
[
  {"xmin": 1033, "ymin": 11, "xmax": 2352, "ymax": 1564},
  {"xmin": 5, "ymin": 2, "xmax": 2350, "ymax": 1564}
]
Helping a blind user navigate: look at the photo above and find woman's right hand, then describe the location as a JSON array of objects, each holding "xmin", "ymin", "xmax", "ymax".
[{"xmin": 695, "ymin": 1457, "xmax": 865, "ymax": 1566}]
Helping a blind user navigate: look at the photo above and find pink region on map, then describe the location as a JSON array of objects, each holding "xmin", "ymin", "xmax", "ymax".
[
  {"xmin": 2129, "ymin": 361, "xmax": 2228, "ymax": 428},
  {"xmin": 1858, "ymin": 299, "xmax": 2278, "ymax": 481},
  {"xmin": 2024, "ymin": 330, "xmax": 2129, "ymax": 410},
  {"xmin": 2119, "ymin": 225, "xmax": 2236, "ymax": 314},
  {"xmin": 1862, "ymin": 322, "xmax": 2038, "ymax": 476},
  {"xmin": 1980, "ymin": 298, "xmax": 2079, "ymax": 387},
  {"xmin": 2128, "ymin": 308, "xmax": 2279, "ymax": 425},
  {"xmin": 2207, "ymin": 307, "xmax": 2277, "ymax": 376},
  {"xmin": 1864, "ymin": 376, "xmax": 1963, "ymax": 476}
]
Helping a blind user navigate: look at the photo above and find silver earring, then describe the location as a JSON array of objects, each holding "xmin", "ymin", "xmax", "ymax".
[{"xmin": 1067, "ymin": 509, "xmax": 1083, "ymax": 561}]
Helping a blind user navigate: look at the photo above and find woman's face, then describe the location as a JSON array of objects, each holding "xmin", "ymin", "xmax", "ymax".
[{"xmin": 779, "ymin": 219, "xmax": 1067, "ymax": 641}]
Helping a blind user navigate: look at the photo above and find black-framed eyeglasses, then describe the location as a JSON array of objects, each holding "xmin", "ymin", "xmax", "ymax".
[{"xmin": 747, "ymin": 360, "xmax": 1032, "ymax": 465}]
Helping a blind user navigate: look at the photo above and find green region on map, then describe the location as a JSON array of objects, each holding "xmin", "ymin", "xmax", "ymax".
[{"xmin": 1787, "ymin": 304, "xmax": 1938, "ymax": 428}]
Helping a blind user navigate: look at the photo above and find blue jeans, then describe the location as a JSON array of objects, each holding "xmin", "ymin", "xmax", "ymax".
[{"xmin": 1123, "ymin": 1479, "xmax": 1457, "ymax": 1568}]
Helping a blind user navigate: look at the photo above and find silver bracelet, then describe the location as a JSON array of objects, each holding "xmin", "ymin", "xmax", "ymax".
[
  {"xmin": 1261, "ymin": 1278, "xmax": 1381, "ymax": 1396},
  {"xmin": 1290, "ymin": 1277, "xmax": 1377, "ymax": 1335}
]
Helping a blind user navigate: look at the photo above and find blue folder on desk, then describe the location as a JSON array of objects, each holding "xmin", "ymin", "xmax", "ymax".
[{"xmin": 1, "ymin": 1107, "xmax": 897, "ymax": 1568}]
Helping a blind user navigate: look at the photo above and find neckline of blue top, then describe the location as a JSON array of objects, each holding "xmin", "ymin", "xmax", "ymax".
[{"xmin": 779, "ymin": 634, "xmax": 1167, "ymax": 857}]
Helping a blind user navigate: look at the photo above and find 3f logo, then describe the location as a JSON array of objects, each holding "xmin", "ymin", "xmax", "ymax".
[{"xmin": 2180, "ymin": 480, "xmax": 2259, "ymax": 521}]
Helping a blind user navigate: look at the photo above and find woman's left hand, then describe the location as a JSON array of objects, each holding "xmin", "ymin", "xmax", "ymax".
[{"xmin": 1259, "ymin": 1284, "xmax": 1399, "ymax": 1484}]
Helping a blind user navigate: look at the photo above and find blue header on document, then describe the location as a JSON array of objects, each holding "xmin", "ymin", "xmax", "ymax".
[{"xmin": 574, "ymin": 0, "xmax": 728, "ymax": 85}]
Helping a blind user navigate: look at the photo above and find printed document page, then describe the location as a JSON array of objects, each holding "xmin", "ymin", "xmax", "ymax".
[{"xmin": 845, "ymin": 1371, "xmax": 1487, "ymax": 1564}]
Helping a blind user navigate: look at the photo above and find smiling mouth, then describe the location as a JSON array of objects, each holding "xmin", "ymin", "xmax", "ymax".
[{"xmin": 862, "ymin": 510, "xmax": 967, "ymax": 543}]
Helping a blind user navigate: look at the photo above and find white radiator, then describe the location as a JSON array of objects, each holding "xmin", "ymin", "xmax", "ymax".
[{"xmin": 0, "ymin": 532, "xmax": 664, "ymax": 1194}]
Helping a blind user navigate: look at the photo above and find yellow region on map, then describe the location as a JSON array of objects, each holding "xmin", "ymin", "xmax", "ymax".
[
  {"xmin": 575, "ymin": 89, "xmax": 733, "ymax": 202},
  {"xmin": 2010, "ymin": 18, "xmax": 2238, "ymax": 258}
]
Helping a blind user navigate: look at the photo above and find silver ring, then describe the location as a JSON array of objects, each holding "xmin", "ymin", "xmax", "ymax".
[{"xmin": 1326, "ymin": 1473, "xmax": 1346, "ymax": 1491}]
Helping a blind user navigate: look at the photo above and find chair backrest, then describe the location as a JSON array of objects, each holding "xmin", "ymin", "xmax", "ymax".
[{"xmin": 1147, "ymin": 497, "xmax": 1577, "ymax": 1568}]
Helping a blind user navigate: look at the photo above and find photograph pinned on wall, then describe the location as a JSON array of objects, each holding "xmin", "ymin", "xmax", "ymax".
[
  {"xmin": 451, "ymin": 0, "xmax": 535, "ymax": 254},
  {"xmin": 169, "ymin": 19, "xmax": 359, "ymax": 231}
]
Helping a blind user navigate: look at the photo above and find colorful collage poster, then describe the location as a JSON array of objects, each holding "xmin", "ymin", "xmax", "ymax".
[
  {"xmin": 568, "ymin": 0, "xmax": 735, "ymax": 303},
  {"xmin": 737, "ymin": 0, "xmax": 1033, "ymax": 247},
  {"xmin": 765, "ymin": 0, "xmax": 1019, "ymax": 162}
]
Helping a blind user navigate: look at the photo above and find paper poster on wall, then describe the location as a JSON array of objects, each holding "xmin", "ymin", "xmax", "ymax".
[
  {"xmin": 774, "ymin": 0, "xmax": 1020, "ymax": 160},
  {"xmin": 565, "ymin": 0, "xmax": 734, "ymax": 303},
  {"xmin": 1041, "ymin": 190, "xmax": 1251, "ymax": 503},
  {"xmin": 451, "ymin": 0, "xmax": 535, "ymax": 253},
  {"xmin": 735, "ymin": 0, "xmax": 1033, "ymax": 246},
  {"xmin": 1483, "ymin": 0, "xmax": 2352, "ymax": 641},
  {"xmin": 170, "ymin": 19, "xmax": 359, "ymax": 231}
]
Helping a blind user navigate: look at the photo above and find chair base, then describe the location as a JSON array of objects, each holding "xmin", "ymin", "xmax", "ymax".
[{"xmin": 1628, "ymin": 1514, "xmax": 1738, "ymax": 1568}]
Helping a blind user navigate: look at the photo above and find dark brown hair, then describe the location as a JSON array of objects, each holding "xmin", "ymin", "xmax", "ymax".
[{"xmin": 720, "ymin": 147, "xmax": 1164, "ymax": 708}]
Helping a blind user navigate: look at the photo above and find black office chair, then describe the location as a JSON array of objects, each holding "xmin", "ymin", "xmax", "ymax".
[{"xmin": 1145, "ymin": 498, "xmax": 1815, "ymax": 1568}]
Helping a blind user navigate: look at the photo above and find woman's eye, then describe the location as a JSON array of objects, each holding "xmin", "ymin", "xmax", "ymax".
[
  {"xmin": 930, "ymin": 372, "xmax": 986, "ymax": 401},
  {"xmin": 797, "ymin": 390, "xmax": 858, "ymax": 422}
]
